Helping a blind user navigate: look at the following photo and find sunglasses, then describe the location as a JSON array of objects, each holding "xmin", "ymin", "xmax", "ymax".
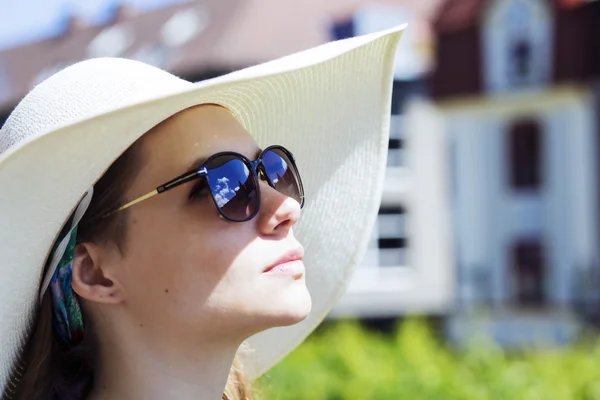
[{"xmin": 103, "ymin": 145, "xmax": 305, "ymax": 222}]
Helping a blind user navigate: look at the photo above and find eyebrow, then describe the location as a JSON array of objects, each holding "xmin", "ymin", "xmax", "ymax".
[{"xmin": 185, "ymin": 147, "xmax": 263, "ymax": 172}]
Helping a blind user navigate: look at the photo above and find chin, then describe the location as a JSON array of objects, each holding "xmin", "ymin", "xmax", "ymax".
[{"xmin": 261, "ymin": 283, "xmax": 312, "ymax": 327}]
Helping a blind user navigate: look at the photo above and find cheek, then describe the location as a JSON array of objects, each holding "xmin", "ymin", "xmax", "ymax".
[{"xmin": 118, "ymin": 216, "xmax": 256, "ymax": 320}]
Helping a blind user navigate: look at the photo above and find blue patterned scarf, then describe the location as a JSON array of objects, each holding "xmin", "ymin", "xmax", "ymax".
[
  {"xmin": 41, "ymin": 189, "xmax": 93, "ymax": 344},
  {"xmin": 48, "ymin": 223, "xmax": 84, "ymax": 343}
]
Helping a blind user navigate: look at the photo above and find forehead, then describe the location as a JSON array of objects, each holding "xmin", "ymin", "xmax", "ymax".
[
  {"xmin": 134, "ymin": 105, "xmax": 260, "ymax": 187},
  {"xmin": 145, "ymin": 105, "xmax": 258, "ymax": 157}
]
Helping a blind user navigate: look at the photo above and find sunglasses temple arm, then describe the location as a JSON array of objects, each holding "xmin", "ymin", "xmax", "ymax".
[
  {"xmin": 103, "ymin": 190, "xmax": 160, "ymax": 218},
  {"xmin": 100, "ymin": 170, "xmax": 205, "ymax": 219}
]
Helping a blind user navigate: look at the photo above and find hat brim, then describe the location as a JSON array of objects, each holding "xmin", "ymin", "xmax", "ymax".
[{"xmin": 0, "ymin": 25, "xmax": 405, "ymax": 387}]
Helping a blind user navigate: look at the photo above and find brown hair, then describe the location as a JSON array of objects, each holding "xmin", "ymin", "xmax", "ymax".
[{"xmin": 4, "ymin": 138, "xmax": 254, "ymax": 400}]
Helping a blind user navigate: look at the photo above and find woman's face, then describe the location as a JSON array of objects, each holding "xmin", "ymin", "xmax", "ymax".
[{"xmin": 92, "ymin": 105, "xmax": 311, "ymax": 343}]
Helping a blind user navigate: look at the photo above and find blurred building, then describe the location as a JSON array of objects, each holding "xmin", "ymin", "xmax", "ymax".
[
  {"xmin": 407, "ymin": 0, "xmax": 600, "ymax": 346},
  {"xmin": 6, "ymin": 0, "xmax": 596, "ymax": 346}
]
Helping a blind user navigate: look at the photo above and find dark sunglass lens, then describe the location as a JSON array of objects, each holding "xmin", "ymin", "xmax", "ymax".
[
  {"xmin": 206, "ymin": 156, "xmax": 258, "ymax": 221},
  {"xmin": 262, "ymin": 148, "xmax": 304, "ymax": 206}
]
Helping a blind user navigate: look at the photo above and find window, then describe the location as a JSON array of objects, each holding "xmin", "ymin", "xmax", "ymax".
[
  {"xmin": 387, "ymin": 115, "xmax": 405, "ymax": 167},
  {"xmin": 507, "ymin": 119, "xmax": 542, "ymax": 190},
  {"xmin": 330, "ymin": 18, "xmax": 354, "ymax": 40},
  {"xmin": 161, "ymin": 7, "xmax": 209, "ymax": 48},
  {"xmin": 387, "ymin": 81, "xmax": 426, "ymax": 168},
  {"xmin": 510, "ymin": 239, "xmax": 546, "ymax": 306},
  {"xmin": 482, "ymin": 0, "xmax": 552, "ymax": 93},
  {"xmin": 387, "ymin": 137, "xmax": 404, "ymax": 167},
  {"xmin": 88, "ymin": 25, "xmax": 134, "ymax": 58},
  {"xmin": 505, "ymin": 0, "xmax": 536, "ymax": 87},
  {"xmin": 512, "ymin": 40, "xmax": 532, "ymax": 82},
  {"xmin": 377, "ymin": 207, "xmax": 408, "ymax": 267}
]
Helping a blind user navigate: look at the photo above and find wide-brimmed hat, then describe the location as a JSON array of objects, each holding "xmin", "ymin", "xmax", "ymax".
[{"xmin": 0, "ymin": 25, "xmax": 405, "ymax": 390}]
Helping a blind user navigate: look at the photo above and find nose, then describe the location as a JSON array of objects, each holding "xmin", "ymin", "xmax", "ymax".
[{"xmin": 255, "ymin": 181, "xmax": 301, "ymax": 236}]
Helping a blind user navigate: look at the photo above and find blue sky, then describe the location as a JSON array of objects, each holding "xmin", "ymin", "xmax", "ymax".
[{"xmin": 0, "ymin": 0, "xmax": 182, "ymax": 50}]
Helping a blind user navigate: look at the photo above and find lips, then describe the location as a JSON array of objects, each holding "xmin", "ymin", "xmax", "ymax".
[{"xmin": 263, "ymin": 247, "xmax": 305, "ymax": 274}]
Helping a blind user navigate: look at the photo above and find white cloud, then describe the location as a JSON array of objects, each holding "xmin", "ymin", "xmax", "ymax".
[{"xmin": 213, "ymin": 180, "xmax": 237, "ymax": 207}]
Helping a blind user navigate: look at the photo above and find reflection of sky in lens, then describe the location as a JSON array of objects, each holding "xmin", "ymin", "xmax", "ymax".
[
  {"xmin": 264, "ymin": 151, "xmax": 288, "ymax": 185},
  {"xmin": 263, "ymin": 150, "xmax": 301, "ymax": 203},
  {"xmin": 209, "ymin": 160, "xmax": 250, "ymax": 207}
]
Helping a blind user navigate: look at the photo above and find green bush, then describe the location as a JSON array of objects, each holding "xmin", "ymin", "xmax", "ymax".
[{"xmin": 256, "ymin": 318, "xmax": 600, "ymax": 400}]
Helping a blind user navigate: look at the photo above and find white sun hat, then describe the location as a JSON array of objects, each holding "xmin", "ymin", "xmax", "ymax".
[{"xmin": 0, "ymin": 25, "xmax": 405, "ymax": 390}]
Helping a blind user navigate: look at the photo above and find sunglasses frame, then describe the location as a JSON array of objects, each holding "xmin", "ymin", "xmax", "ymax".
[{"xmin": 102, "ymin": 145, "xmax": 305, "ymax": 222}]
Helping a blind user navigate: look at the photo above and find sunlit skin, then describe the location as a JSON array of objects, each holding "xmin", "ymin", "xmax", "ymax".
[{"xmin": 70, "ymin": 105, "xmax": 312, "ymax": 400}]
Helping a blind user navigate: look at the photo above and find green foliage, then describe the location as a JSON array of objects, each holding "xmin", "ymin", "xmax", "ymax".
[{"xmin": 255, "ymin": 318, "xmax": 600, "ymax": 400}]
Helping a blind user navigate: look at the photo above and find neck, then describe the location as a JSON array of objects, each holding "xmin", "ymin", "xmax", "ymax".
[{"xmin": 86, "ymin": 321, "xmax": 241, "ymax": 400}]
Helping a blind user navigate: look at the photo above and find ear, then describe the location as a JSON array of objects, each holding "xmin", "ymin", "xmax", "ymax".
[{"xmin": 71, "ymin": 242, "xmax": 123, "ymax": 305}]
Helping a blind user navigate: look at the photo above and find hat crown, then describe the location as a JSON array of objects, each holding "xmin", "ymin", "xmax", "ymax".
[{"xmin": 0, "ymin": 58, "xmax": 190, "ymax": 156}]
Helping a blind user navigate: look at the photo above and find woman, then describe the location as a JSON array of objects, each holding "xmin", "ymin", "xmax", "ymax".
[{"xmin": 0, "ymin": 25, "xmax": 404, "ymax": 399}]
